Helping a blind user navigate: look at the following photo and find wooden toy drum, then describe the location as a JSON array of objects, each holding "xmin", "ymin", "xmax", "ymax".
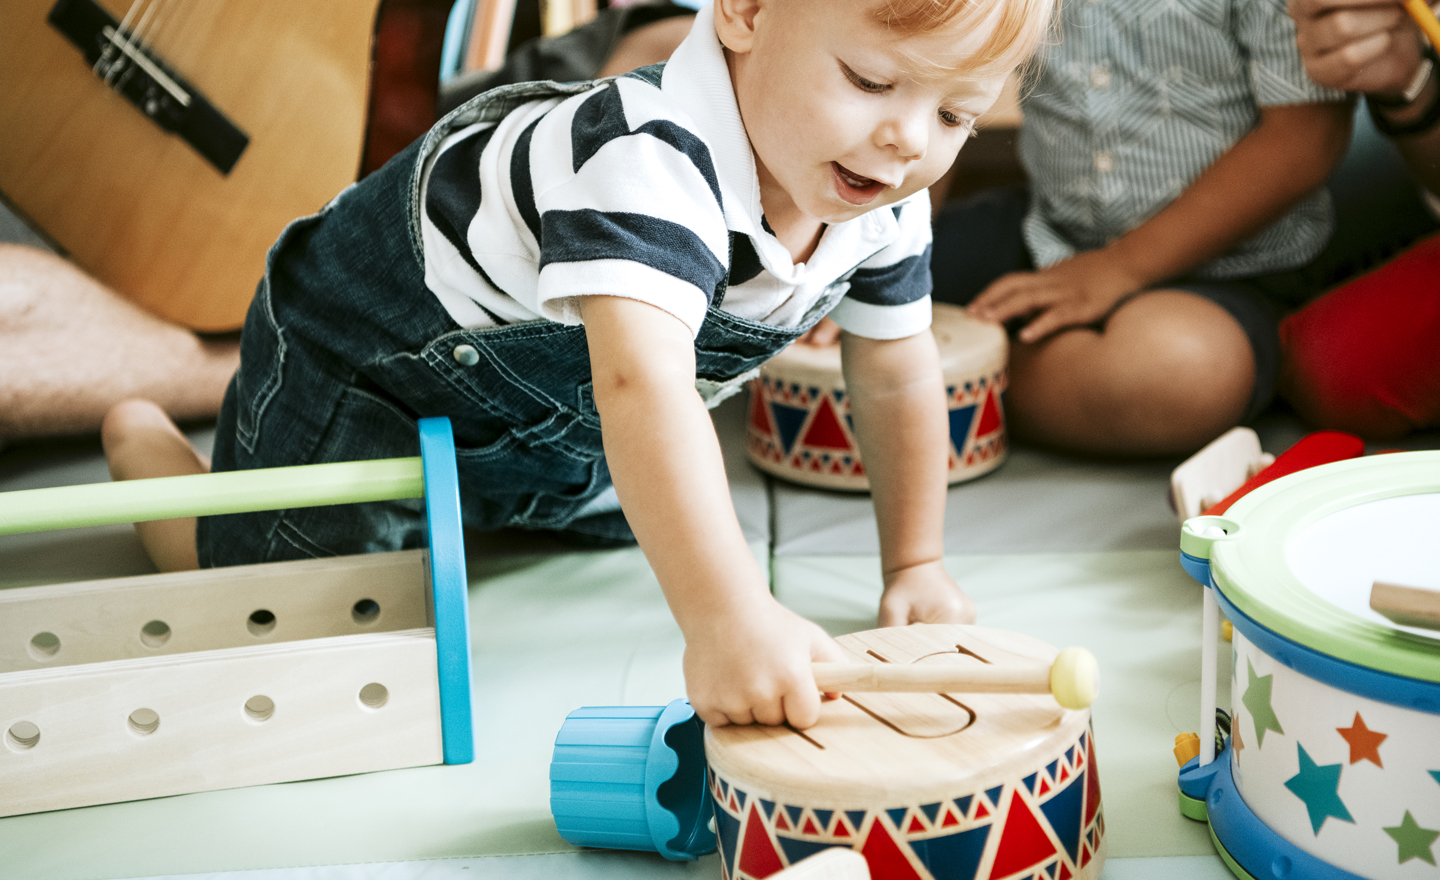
[
  {"xmin": 706, "ymin": 624, "xmax": 1105, "ymax": 880},
  {"xmin": 746, "ymin": 305, "xmax": 1007, "ymax": 490},
  {"xmin": 1180, "ymin": 452, "xmax": 1440, "ymax": 879}
]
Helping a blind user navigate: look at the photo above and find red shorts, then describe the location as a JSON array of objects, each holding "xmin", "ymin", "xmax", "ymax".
[{"xmin": 1279, "ymin": 233, "xmax": 1440, "ymax": 439}]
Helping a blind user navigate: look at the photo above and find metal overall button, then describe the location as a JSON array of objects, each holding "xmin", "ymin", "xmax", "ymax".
[{"xmin": 452, "ymin": 344, "xmax": 480, "ymax": 366}]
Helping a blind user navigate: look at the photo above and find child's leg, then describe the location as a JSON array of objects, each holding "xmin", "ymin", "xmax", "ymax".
[
  {"xmin": 101, "ymin": 399, "xmax": 208, "ymax": 572},
  {"xmin": 1278, "ymin": 234, "xmax": 1440, "ymax": 439},
  {"xmin": 1004, "ymin": 290, "xmax": 1256, "ymax": 456}
]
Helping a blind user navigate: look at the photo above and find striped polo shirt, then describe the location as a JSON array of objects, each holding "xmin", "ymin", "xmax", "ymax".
[
  {"xmin": 418, "ymin": 2, "xmax": 933, "ymax": 342},
  {"xmin": 1019, "ymin": 0, "xmax": 1348, "ymax": 279}
]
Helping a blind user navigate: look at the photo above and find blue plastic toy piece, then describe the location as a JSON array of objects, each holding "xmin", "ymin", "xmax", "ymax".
[
  {"xmin": 418, "ymin": 417, "xmax": 474, "ymax": 766},
  {"xmin": 550, "ymin": 699, "xmax": 716, "ymax": 860}
]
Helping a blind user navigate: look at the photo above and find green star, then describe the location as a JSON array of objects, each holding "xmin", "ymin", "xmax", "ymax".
[
  {"xmin": 1241, "ymin": 659, "xmax": 1284, "ymax": 748},
  {"xmin": 1284, "ymin": 743, "xmax": 1353, "ymax": 835},
  {"xmin": 1384, "ymin": 811, "xmax": 1440, "ymax": 865}
]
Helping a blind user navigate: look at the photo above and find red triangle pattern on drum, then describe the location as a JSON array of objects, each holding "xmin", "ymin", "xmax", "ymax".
[
  {"xmin": 801, "ymin": 395, "xmax": 852, "ymax": 451},
  {"xmin": 1084, "ymin": 736, "xmax": 1100, "ymax": 827},
  {"xmin": 989, "ymin": 790, "xmax": 1057, "ymax": 879},
  {"xmin": 907, "ymin": 815, "xmax": 927, "ymax": 834},
  {"xmin": 739, "ymin": 802, "xmax": 785, "ymax": 879},
  {"xmin": 748, "ymin": 385, "xmax": 772, "ymax": 436},
  {"xmin": 942, "ymin": 809, "xmax": 961, "ymax": 828},
  {"xmin": 1057, "ymin": 863, "xmax": 1072, "ymax": 880},
  {"xmin": 976, "ymin": 390, "xmax": 1003, "ymax": 437},
  {"xmin": 860, "ymin": 817, "xmax": 925, "ymax": 880},
  {"xmin": 802, "ymin": 816, "xmax": 821, "ymax": 835},
  {"xmin": 776, "ymin": 811, "xmax": 791, "ymax": 832},
  {"xmin": 975, "ymin": 801, "xmax": 990, "ymax": 819}
]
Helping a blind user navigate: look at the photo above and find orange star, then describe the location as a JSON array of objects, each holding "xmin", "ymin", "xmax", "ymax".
[
  {"xmin": 1233, "ymin": 722, "xmax": 1244, "ymax": 753},
  {"xmin": 1337, "ymin": 713, "xmax": 1387, "ymax": 767}
]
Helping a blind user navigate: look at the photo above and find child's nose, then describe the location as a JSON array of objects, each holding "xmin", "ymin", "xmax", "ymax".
[{"xmin": 878, "ymin": 112, "xmax": 928, "ymax": 160}]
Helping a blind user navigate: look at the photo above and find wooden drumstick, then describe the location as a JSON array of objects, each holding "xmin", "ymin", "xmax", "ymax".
[
  {"xmin": 1370, "ymin": 580, "xmax": 1440, "ymax": 631},
  {"xmin": 812, "ymin": 646, "xmax": 1099, "ymax": 710}
]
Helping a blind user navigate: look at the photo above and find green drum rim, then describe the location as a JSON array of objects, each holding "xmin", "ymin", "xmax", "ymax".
[{"xmin": 1182, "ymin": 451, "xmax": 1440, "ymax": 683}]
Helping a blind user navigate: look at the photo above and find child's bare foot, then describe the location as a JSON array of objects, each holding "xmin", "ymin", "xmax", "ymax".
[{"xmin": 101, "ymin": 399, "xmax": 208, "ymax": 572}]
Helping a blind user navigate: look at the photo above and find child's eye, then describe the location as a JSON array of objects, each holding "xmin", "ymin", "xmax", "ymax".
[
  {"xmin": 840, "ymin": 62, "xmax": 890, "ymax": 93},
  {"xmin": 939, "ymin": 109, "xmax": 975, "ymax": 132}
]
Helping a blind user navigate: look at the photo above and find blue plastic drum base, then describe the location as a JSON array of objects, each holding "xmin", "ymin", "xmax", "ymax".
[
  {"xmin": 1180, "ymin": 744, "xmax": 1367, "ymax": 880},
  {"xmin": 550, "ymin": 699, "xmax": 716, "ymax": 861}
]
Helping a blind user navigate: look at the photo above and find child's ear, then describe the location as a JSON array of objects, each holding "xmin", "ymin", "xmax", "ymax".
[{"xmin": 714, "ymin": 0, "xmax": 764, "ymax": 54}]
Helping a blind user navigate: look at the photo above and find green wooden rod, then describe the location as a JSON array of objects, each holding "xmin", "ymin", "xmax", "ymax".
[{"xmin": 0, "ymin": 458, "xmax": 425, "ymax": 536}]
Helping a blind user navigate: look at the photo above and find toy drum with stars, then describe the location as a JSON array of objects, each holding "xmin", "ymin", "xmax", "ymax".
[
  {"xmin": 1178, "ymin": 452, "xmax": 1440, "ymax": 879},
  {"xmin": 746, "ymin": 304, "xmax": 1007, "ymax": 491},
  {"xmin": 706, "ymin": 624, "xmax": 1105, "ymax": 880}
]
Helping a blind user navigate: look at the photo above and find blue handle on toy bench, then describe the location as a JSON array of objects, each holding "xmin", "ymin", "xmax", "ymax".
[{"xmin": 0, "ymin": 416, "xmax": 475, "ymax": 765}]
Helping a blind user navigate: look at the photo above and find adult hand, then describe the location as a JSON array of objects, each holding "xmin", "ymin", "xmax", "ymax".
[
  {"xmin": 1289, "ymin": 0, "xmax": 1427, "ymax": 95},
  {"xmin": 966, "ymin": 248, "xmax": 1144, "ymax": 344}
]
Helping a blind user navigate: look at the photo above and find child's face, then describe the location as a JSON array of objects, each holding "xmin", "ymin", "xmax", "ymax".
[{"xmin": 720, "ymin": 0, "xmax": 1008, "ymax": 227}]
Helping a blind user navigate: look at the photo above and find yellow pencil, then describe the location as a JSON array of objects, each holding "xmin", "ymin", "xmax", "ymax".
[{"xmin": 1404, "ymin": 0, "xmax": 1440, "ymax": 50}]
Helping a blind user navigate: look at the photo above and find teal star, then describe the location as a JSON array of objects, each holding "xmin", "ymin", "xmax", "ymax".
[
  {"xmin": 1384, "ymin": 811, "xmax": 1440, "ymax": 865},
  {"xmin": 1241, "ymin": 659, "xmax": 1284, "ymax": 748},
  {"xmin": 1431, "ymin": 770, "xmax": 1440, "ymax": 787},
  {"xmin": 1284, "ymin": 743, "xmax": 1354, "ymax": 834}
]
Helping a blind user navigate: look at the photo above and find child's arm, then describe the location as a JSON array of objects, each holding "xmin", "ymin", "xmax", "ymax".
[
  {"xmin": 840, "ymin": 328, "xmax": 976, "ymax": 626},
  {"xmin": 581, "ymin": 294, "xmax": 847, "ymax": 729},
  {"xmin": 969, "ymin": 101, "xmax": 1354, "ymax": 342}
]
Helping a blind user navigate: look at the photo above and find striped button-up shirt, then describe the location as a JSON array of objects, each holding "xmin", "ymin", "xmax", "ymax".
[{"xmin": 1019, "ymin": 0, "xmax": 1347, "ymax": 279}]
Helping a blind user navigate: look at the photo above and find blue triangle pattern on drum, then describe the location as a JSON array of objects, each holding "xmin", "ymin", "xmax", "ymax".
[
  {"xmin": 912, "ymin": 824, "xmax": 991, "ymax": 880},
  {"xmin": 1040, "ymin": 768, "xmax": 1086, "ymax": 864},
  {"xmin": 777, "ymin": 836, "xmax": 838, "ymax": 867},
  {"xmin": 770, "ymin": 402, "xmax": 808, "ymax": 455},
  {"xmin": 814, "ymin": 809, "xmax": 834, "ymax": 832},
  {"xmin": 1079, "ymin": 732, "xmax": 1087, "ymax": 751},
  {"xmin": 1023, "ymin": 773, "xmax": 1039, "ymax": 795},
  {"xmin": 1047, "ymin": 760, "xmax": 1059, "ymax": 780},
  {"xmin": 920, "ymin": 802, "xmax": 943, "ymax": 824},
  {"xmin": 955, "ymin": 795, "xmax": 973, "ymax": 818},
  {"xmin": 1066, "ymin": 746, "xmax": 1075, "ymax": 765},
  {"xmin": 886, "ymin": 807, "xmax": 909, "ymax": 828},
  {"xmin": 833, "ymin": 389, "xmax": 844, "ymax": 403},
  {"xmin": 735, "ymin": 787, "xmax": 747, "ymax": 811},
  {"xmin": 847, "ymin": 810, "xmax": 868, "ymax": 832},
  {"xmin": 720, "ymin": 779, "xmax": 730, "ymax": 799},
  {"xmin": 986, "ymin": 785, "xmax": 1004, "ymax": 807},
  {"xmin": 786, "ymin": 805, "xmax": 805, "ymax": 827},
  {"xmin": 949, "ymin": 405, "xmax": 977, "ymax": 452},
  {"xmin": 715, "ymin": 801, "xmax": 742, "ymax": 877},
  {"xmin": 760, "ymin": 799, "xmax": 776, "ymax": 820}
]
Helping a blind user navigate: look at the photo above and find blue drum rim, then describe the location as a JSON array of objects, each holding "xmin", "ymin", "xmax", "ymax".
[
  {"xmin": 1204, "ymin": 743, "xmax": 1367, "ymax": 880},
  {"xmin": 1215, "ymin": 587, "xmax": 1440, "ymax": 714}
]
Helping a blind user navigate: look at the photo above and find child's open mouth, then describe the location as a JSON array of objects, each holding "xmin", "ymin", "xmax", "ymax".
[{"xmin": 831, "ymin": 162, "xmax": 886, "ymax": 205}]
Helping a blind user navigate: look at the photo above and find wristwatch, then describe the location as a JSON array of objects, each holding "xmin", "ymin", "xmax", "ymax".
[{"xmin": 1369, "ymin": 46, "xmax": 1440, "ymax": 137}]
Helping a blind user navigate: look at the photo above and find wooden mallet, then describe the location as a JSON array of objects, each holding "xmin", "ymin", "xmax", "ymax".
[{"xmin": 811, "ymin": 646, "xmax": 1100, "ymax": 710}]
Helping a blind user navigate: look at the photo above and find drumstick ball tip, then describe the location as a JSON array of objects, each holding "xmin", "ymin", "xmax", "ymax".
[{"xmin": 1051, "ymin": 646, "xmax": 1099, "ymax": 710}]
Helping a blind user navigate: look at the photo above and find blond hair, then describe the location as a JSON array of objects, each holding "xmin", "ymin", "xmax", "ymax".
[{"xmin": 870, "ymin": 0, "xmax": 1057, "ymax": 78}]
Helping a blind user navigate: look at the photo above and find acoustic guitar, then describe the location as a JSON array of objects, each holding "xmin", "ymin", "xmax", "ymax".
[{"xmin": 0, "ymin": 0, "xmax": 451, "ymax": 332}]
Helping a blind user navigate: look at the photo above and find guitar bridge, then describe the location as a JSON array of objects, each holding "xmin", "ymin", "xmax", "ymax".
[{"xmin": 48, "ymin": 0, "xmax": 249, "ymax": 174}]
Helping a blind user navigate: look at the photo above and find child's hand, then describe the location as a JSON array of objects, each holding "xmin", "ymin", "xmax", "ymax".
[
  {"xmin": 966, "ymin": 249, "xmax": 1143, "ymax": 344},
  {"xmin": 797, "ymin": 316, "xmax": 842, "ymax": 347},
  {"xmin": 878, "ymin": 560, "xmax": 977, "ymax": 626},
  {"xmin": 683, "ymin": 595, "xmax": 848, "ymax": 730}
]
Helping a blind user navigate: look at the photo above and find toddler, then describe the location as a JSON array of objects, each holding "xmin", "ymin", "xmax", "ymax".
[{"xmin": 104, "ymin": 0, "xmax": 1054, "ymax": 729}]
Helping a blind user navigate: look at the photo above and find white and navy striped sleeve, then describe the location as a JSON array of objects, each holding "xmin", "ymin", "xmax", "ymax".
[
  {"xmin": 526, "ymin": 74, "xmax": 731, "ymax": 336},
  {"xmin": 825, "ymin": 193, "xmax": 934, "ymax": 340}
]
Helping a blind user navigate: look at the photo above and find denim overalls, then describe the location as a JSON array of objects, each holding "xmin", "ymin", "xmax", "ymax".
[{"xmin": 198, "ymin": 79, "xmax": 843, "ymax": 567}]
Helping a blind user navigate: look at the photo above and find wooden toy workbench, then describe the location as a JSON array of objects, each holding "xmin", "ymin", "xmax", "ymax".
[{"xmin": 0, "ymin": 417, "xmax": 474, "ymax": 818}]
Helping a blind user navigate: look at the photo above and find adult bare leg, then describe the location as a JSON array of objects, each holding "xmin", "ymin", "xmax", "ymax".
[
  {"xmin": 1003, "ymin": 290, "xmax": 1255, "ymax": 457},
  {"xmin": 0, "ymin": 244, "xmax": 239, "ymax": 440}
]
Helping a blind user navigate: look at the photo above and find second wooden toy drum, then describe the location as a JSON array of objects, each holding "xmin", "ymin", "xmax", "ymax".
[
  {"xmin": 706, "ymin": 624, "xmax": 1105, "ymax": 880},
  {"xmin": 746, "ymin": 305, "xmax": 1008, "ymax": 491}
]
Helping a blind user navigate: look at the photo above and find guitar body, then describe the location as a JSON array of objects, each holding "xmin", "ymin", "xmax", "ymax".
[{"xmin": 0, "ymin": 0, "xmax": 450, "ymax": 332}]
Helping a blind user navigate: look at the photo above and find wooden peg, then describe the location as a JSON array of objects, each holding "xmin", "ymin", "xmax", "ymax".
[
  {"xmin": 811, "ymin": 646, "xmax": 1098, "ymax": 709},
  {"xmin": 1370, "ymin": 581, "xmax": 1440, "ymax": 631}
]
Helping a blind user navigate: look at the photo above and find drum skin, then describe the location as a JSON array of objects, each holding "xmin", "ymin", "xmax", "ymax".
[
  {"xmin": 705, "ymin": 625, "xmax": 1105, "ymax": 880},
  {"xmin": 746, "ymin": 305, "xmax": 1008, "ymax": 491}
]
